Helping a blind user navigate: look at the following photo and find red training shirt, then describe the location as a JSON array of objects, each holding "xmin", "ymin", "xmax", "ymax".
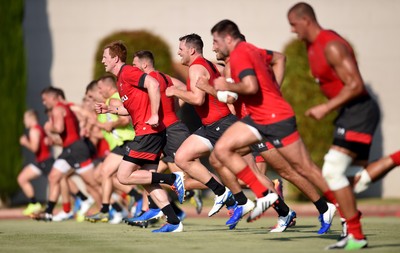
[
  {"xmin": 117, "ymin": 64, "xmax": 165, "ymax": 136},
  {"xmin": 149, "ymin": 71, "xmax": 179, "ymax": 128},
  {"xmin": 230, "ymin": 42, "xmax": 294, "ymax": 125},
  {"xmin": 187, "ymin": 56, "xmax": 231, "ymax": 125},
  {"xmin": 307, "ymin": 29, "xmax": 368, "ymax": 99},
  {"xmin": 32, "ymin": 124, "xmax": 52, "ymax": 162}
]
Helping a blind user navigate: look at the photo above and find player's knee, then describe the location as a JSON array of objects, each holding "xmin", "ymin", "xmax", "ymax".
[
  {"xmin": 322, "ymin": 149, "xmax": 353, "ymax": 191},
  {"xmin": 48, "ymin": 172, "xmax": 61, "ymax": 185},
  {"xmin": 209, "ymin": 152, "xmax": 221, "ymax": 168},
  {"xmin": 174, "ymin": 150, "xmax": 188, "ymax": 170},
  {"xmin": 213, "ymin": 142, "xmax": 229, "ymax": 161},
  {"xmin": 116, "ymin": 170, "xmax": 128, "ymax": 185},
  {"xmin": 17, "ymin": 174, "xmax": 26, "ymax": 185}
]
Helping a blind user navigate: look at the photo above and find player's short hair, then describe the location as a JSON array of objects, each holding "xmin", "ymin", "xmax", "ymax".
[
  {"xmin": 25, "ymin": 109, "xmax": 38, "ymax": 120},
  {"xmin": 288, "ymin": 2, "xmax": 317, "ymax": 21},
  {"xmin": 85, "ymin": 80, "xmax": 98, "ymax": 94},
  {"xmin": 98, "ymin": 75, "xmax": 116, "ymax": 88},
  {"xmin": 104, "ymin": 41, "xmax": 127, "ymax": 63},
  {"xmin": 211, "ymin": 19, "xmax": 242, "ymax": 40},
  {"xmin": 133, "ymin": 50, "xmax": 155, "ymax": 66},
  {"xmin": 179, "ymin": 33, "xmax": 203, "ymax": 54},
  {"xmin": 41, "ymin": 86, "xmax": 63, "ymax": 98}
]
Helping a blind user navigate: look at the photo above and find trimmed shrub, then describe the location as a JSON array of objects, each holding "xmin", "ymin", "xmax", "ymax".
[
  {"xmin": 279, "ymin": 39, "xmax": 336, "ymax": 200},
  {"xmin": 0, "ymin": 0, "xmax": 26, "ymax": 204}
]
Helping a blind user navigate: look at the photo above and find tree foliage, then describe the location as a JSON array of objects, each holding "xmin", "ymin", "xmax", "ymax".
[{"xmin": 0, "ymin": 0, "xmax": 27, "ymax": 204}]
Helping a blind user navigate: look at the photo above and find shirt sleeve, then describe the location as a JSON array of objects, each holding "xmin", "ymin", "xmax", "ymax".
[
  {"xmin": 230, "ymin": 47, "xmax": 256, "ymax": 81},
  {"xmin": 122, "ymin": 67, "xmax": 147, "ymax": 88}
]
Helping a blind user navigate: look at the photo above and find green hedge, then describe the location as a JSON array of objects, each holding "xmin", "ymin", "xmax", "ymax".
[
  {"xmin": 279, "ymin": 39, "xmax": 336, "ymax": 200},
  {"xmin": 93, "ymin": 30, "xmax": 174, "ymax": 79},
  {"xmin": 0, "ymin": 0, "xmax": 26, "ymax": 204}
]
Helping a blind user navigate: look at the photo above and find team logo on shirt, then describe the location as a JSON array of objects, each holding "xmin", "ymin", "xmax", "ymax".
[{"xmin": 121, "ymin": 95, "xmax": 128, "ymax": 102}]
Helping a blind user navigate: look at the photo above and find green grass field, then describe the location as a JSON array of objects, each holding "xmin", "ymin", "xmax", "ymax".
[{"xmin": 0, "ymin": 217, "xmax": 399, "ymax": 253}]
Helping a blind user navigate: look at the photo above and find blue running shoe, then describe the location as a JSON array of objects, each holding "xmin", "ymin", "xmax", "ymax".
[
  {"xmin": 318, "ymin": 202, "xmax": 336, "ymax": 234},
  {"xmin": 226, "ymin": 199, "xmax": 255, "ymax": 229},
  {"xmin": 134, "ymin": 198, "xmax": 143, "ymax": 218},
  {"xmin": 171, "ymin": 172, "xmax": 185, "ymax": 204},
  {"xmin": 73, "ymin": 197, "xmax": 81, "ymax": 214},
  {"xmin": 177, "ymin": 211, "xmax": 186, "ymax": 221},
  {"xmin": 132, "ymin": 208, "xmax": 163, "ymax": 222},
  {"xmin": 152, "ymin": 222, "xmax": 183, "ymax": 233}
]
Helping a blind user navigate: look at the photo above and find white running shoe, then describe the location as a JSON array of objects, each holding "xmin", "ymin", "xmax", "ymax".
[
  {"xmin": 79, "ymin": 197, "xmax": 94, "ymax": 215},
  {"xmin": 270, "ymin": 209, "xmax": 297, "ymax": 233},
  {"xmin": 109, "ymin": 211, "xmax": 123, "ymax": 224},
  {"xmin": 247, "ymin": 192, "xmax": 278, "ymax": 222},
  {"xmin": 208, "ymin": 187, "xmax": 232, "ymax": 217},
  {"xmin": 52, "ymin": 210, "xmax": 74, "ymax": 222}
]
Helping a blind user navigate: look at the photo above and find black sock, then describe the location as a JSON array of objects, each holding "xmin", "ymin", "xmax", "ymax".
[
  {"xmin": 233, "ymin": 191, "xmax": 248, "ymax": 205},
  {"xmin": 45, "ymin": 201, "xmax": 56, "ymax": 214},
  {"xmin": 161, "ymin": 204, "xmax": 180, "ymax": 225},
  {"xmin": 205, "ymin": 177, "xmax": 225, "ymax": 196},
  {"xmin": 170, "ymin": 201, "xmax": 183, "ymax": 215},
  {"xmin": 313, "ymin": 197, "xmax": 328, "ymax": 214},
  {"xmin": 128, "ymin": 188, "xmax": 142, "ymax": 200},
  {"xmin": 100, "ymin": 203, "xmax": 110, "ymax": 213},
  {"xmin": 151, "ymin": 172, "xmax": 176, "ymax": 185},
  {"xmin": 272, "ymin": 196, "xmax": 289, "ymax": 217},
  {"xmin": 148, "ymin": 196, "xmax": 159, "ymax": 209},
  {"xmin": 225, "ymin": 195, "xmax": 237, "ymax": 208},
  {"xmin": 111, "ymin": 203, "xmax": 123, "ymax": 212},
  {"xmin": 29, "ymin": 197, "xmax": 37, "ymax": 204},
  {"xmin": 76, "ymin": 191, "xmax": 88, "ymax": 201}
]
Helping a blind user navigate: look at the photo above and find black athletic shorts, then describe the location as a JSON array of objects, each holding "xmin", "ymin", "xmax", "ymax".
[
  {"xmin": 58, "ymin": 139, "xmax": 93, "ymax": 169},
  {"xmin": 33, "ymin": 157, "xmax": 55, "ymax": 176},
  {"xmin": 241, "ymin": 115, "xmax": 300, "ymax": 148},
  {"xmin": 163, "ymin": 121, "xmax": 190, "ymax": 163},
  {"xmin": 111, "ymin": 141, "xmax": 131, "ymax": 156},
  {"xmin": 194, "ymin": 114, "xmax": 237, "ymax": 147},
  {"xmin": 123, "ymin": 131, "xmax": 166, "ymax": 166},
  {"xmin": 333, "ymin": 95, "xmax": 380, "ymax": 160}
]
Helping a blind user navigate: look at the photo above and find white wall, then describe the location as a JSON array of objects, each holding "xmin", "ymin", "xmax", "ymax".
[{"xmin": 24, "ymin": 0, "xmax": 400, "ymax": 197}]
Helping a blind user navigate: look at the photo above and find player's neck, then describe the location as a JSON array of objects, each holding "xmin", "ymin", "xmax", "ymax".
[
  {"xmin": 145, "ymin": 66, "xmax": 155, "ymax": 74},
  {"xmin": 308, "ymin": 24, "xmax": 323, "ymax": 43},
  {"xmin": 189, "ymin": 54, "xmax": 202, "ymax": 65},
  {"xmin": 112, "ymin": 62, "xmax": 125, "ymax": 76}
]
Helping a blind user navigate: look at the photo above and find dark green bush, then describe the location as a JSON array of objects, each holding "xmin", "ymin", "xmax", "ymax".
[
  {"xmin": 279, "ymin": 39, "xmax": 336, "ymax": 200},
  {"xmin": 0, "ymin": 0, "xmax": 26, "ymax": 204},
  {"xmin": 93, "ymin": 30, "xmax": 174, "ymax": 79}
]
